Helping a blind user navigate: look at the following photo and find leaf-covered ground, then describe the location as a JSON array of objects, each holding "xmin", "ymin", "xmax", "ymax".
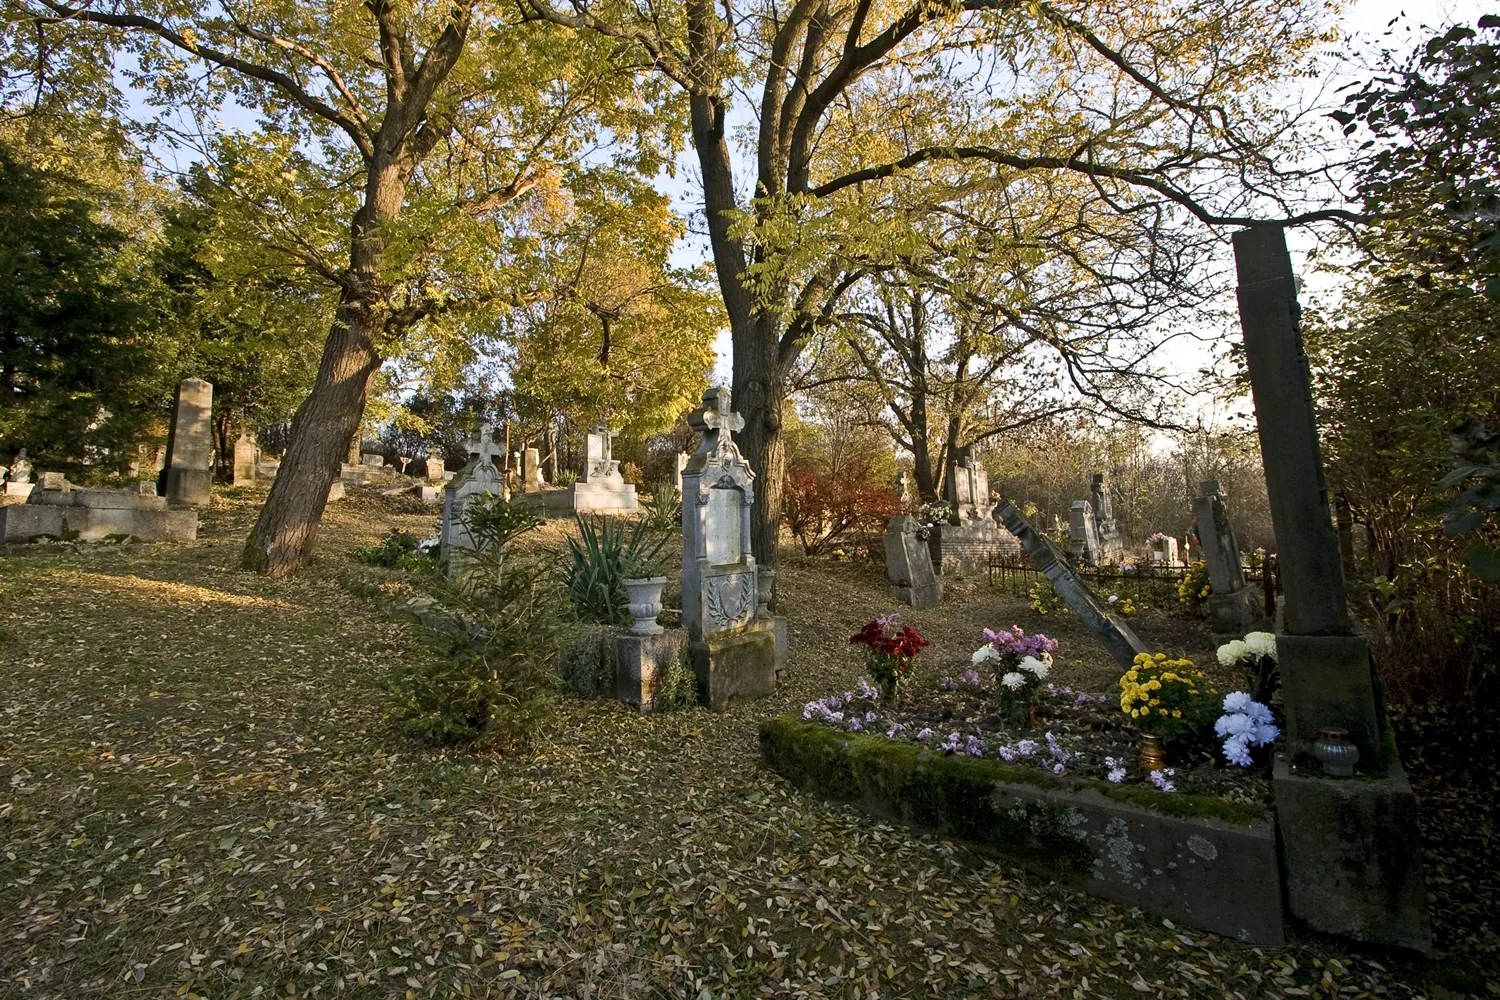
[{"xmin": 0, "ymin": 486, "xmax": 1493, "ymax": 998}]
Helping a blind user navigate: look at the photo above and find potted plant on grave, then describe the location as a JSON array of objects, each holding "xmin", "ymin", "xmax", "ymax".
[
  {"xmin": 622, "ymin": 557, "xmax": 668, "ymax": 636},
  {"xmin": 849, "ymin": 614, "xmax": 930, "ymax": 703},
  {"xmin": 1118, "ymin": 653, "xmax": 1218, "ymax": 770},
  {"xmin": 970, "ymin": 625, "xmax": 1057, "ymax": 727}
]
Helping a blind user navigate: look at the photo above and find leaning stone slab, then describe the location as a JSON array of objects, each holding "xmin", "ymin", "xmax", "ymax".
[
  {"xmin": 996, "ymin": 501, "xmax": 1148, "ymax": 669},
  {"xmin": 884, "ymin": 515, "xmax": 942, "ymax": 609},
  {"xmin": 1273, "ymin": 752, "xmax": 1432, "ymax": 953},
  {"xmin": 761, "ymin": 717, "xmax": 1284, "ymax": 944}
]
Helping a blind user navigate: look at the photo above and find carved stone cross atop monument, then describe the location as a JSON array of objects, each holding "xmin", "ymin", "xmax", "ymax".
[
  {"xmin": 688, "ymin": 386, "xmax": 745, "ymax": 447},
  {"xmin": 465, "ymin": 424, "xmax": 505, "ymax": 466}
]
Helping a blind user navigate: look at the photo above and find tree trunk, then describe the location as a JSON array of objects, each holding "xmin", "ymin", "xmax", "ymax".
[
  {"xmin": 243, "ymin": 303, "xmax": 382, "ymax": 577},
  {"xmin": 733, "ymin": 314, "xmax": 786, "ymax": 570}
]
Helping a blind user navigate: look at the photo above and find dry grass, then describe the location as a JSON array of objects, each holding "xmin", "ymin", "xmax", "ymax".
[{"xmin": 0, "ymin": 485, "xmax": 1481, "ymax": 998}]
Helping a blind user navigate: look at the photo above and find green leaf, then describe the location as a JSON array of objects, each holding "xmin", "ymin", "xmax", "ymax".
[{"xmin": 1462, "ymin": 542, "xmax": 1500, "ymax": 582}]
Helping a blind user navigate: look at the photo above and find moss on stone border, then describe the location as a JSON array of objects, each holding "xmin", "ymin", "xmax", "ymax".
[{"xmin": 760, "ymin": 716, "xmax": 1266, "ymax": 839}]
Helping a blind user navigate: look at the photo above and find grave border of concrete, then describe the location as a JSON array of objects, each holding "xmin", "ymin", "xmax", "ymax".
[{"xmin": 761, "ymin": 716, "xmax": 1284, "ymax": 944}]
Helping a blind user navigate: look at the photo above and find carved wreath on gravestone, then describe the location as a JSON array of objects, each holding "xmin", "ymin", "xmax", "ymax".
[{"xmin": 706, "ymin": 572, "xmax": 755, "ymax": 629}]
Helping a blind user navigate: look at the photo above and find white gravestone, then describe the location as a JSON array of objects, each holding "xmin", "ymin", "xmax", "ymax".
[
  {"xmin": 163, "ymin": 378, "xmax": 213, "ymax": 506},
  {"xmin": 569, "ymin": 426, "xmax": 638, "ymax": 512},
  {"xmin": 680, "ymin": 387, "xmax": 776, "ymax": 707},
  {"xmin": 441, "ymin": 424, "xmax": 507, "ymax": 568}
]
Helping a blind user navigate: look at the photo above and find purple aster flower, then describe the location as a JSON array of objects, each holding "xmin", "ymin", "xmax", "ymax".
[{"xmin": 1016, "ymin": 739, "xmax": 1038, "ymax": 758}]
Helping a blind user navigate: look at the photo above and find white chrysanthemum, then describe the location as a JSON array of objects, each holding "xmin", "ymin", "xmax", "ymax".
[
  {"xmin": 1245, "ymin": 632, "xmax": 1278, "ymax": 659},
  {"xmin": 971, "ymin": 645, "xmax": 1001, "ymax": 665},
  {"xmin": 1018, "ymin": 655, "xmax": 1049, "ymax": 679},
  {"xmin": 1040, "ymin": 651, "xmax": 1053, "ymax": 666},
  {"xmin": 1001, "ymin": 671, "xmax": 1026, "ymax": 691},
  {"xmin": 1216, "ymin": 639, "xmax": 1249, "ymax": 667}
]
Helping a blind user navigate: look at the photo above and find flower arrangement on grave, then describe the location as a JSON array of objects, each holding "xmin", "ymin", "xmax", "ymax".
[
  {"xmin": 1118, "ymin": 653, "xmax": 1218, "ymax": 757},
  {"xmin": 1214, "ymin": 692, "xmax": 1280, "ymax": 766},
  {"xmin": 1217, "ymin": 631, "xmax": 1279, "ymax": 703},
  {"xmin": 1176, "ymin": 560, "xmax": 1211, "ymax": 611},
  {"xmin": 1028, "ymin": 579, "xmax": 1064, "ymax": 615},
  {"xmin": 971, "ymin": 626, "xmax": 1058, "ymax": 724},
  {"xmin": 849, "ymin": 614, "xmax": 930, "ymax": 703}
]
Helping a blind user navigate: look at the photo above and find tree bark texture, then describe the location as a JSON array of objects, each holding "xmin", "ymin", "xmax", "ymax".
[{"xmin": 243, "ymin": 304, "xmax": 382, "ymax": 577}]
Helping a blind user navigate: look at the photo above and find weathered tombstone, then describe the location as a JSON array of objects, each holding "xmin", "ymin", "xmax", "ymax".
[
  {"xmin": 1191, "ymin": 480, "xmax": 1258, "ymax": 634},
  {"xmin": 1234, "ymin": 224, "xmax": 1430, "ymax": 952},
  {"xmin": 1150, "ymin": 534, "xmax": 1180, "ymax": 565},
  {"xmin": 569, "ymin": 426, "xmax": 638, "ymax": 512},
  {"xmin": 232, "ymin": 434, "xmax": 258, "ymax": 484},
  {"xmin": 896, "ymin": 470, "xmax": 914, "ymax": 505},
  {"xmin": 996, "ymin": 501, "xmax": 1149, "ymax": 669},
  {"xmin": 931, "ymin": 446, "xmax": 1017, "ymax": 573},
  {"xmin": 521, "ymin": 447, "xmax": 543, "ymax": 492},
  {"xmin": 681, "ymin": 387, "xmax": 776, "ymax": 708},
  {"xmin": 674, "ymin": 452, "xmax": 689, "ymax": 495},
  {"xmin": 884, "ymin": 515, "xmax": 942, "ymax": 609},
  {"xmin": 163, "ymin": 378, "xmax": 213, "ymax": 506},
  {"xmin": 327, "ymin": 480, "xmax": 346, "ymax": 503},
  {"xmin": 441, "ymin": 424, "xmax": 507, "ymax": 571},
  {"xmin": 1068, "ymin": 499, "xmax": 1099, "ymax": 562},
  {"xmin": 4, "ymin": 449, "xmax": 33, "ymax": 497},
  {"xmin": 361, "ymin": 453, "xmax": 385, "ymax": 468},
  {"xmin": 426, "ymin": 455, "xmax": 446, "ymax": 482},
  {"xmin": 7, "ymin": 480, "xmax": 196, "ymax": 542},
  {"xmin": 1090, "ymin": 472, "xmax": 1125, "ymax": 563},
  {"xmin": 38, "ymin": 471, "xmax": 68, "ymax": 492}
]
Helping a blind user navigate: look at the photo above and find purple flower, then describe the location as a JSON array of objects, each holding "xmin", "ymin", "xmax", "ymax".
[
  {"xmin": 1149, "ymin": 768, "xmax": 1176, "ymax": 793},
  {"xmin": 864, "ymin": 711, "xmax": 878, "ymax": 723},
  {"xmin": 916, "ymin": 728, "xmax": 934, "ymax": 741},
  {"xmin": 995, "ymin": 745, "xmax": 1018, "ymax": 762},
  {"xmin": 885, "ymin": 723, "xmax": 905, "ymax": 740},
  {"xmin": 1045, "ymin": 731, "xmax": 1072, "ymax": 764},
  {"xmin": 939, "ymin": 675, "xmax": 958, "ymax": 691},
  {"xmin": 964, "ymin": 735, "xmax": 987, "ymax": 757},
  {"xmin": 1053, "ymin": 763, "xmax": 1066, "ymax": 774},
  {"xmin": 849, "ymin": 718, "xmax": 863, "ymax": 732},
  {"xmin": 940, "ymin": 732, "xmax": 962, "ymax": 753},
  {"xmin": 874, "ymin": 612, "xmax": 900, "ymax": 630},
  {"xmin": 1016, "ymin": 740, "xmax": 1038, "ymax": 758}
]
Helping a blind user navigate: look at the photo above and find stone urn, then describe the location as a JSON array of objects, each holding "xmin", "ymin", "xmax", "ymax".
[
  {"xmin": 756, "ymin": 565, "xmax": 776, "ymax": 619},
  {"xmin": 623, "ymin": 577, "xmax": 667, "ymax": 636}
]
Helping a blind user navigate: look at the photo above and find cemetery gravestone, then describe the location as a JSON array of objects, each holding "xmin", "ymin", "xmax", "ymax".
[
  {"xmin": 163, "ymin": 378, "xmax": 214, "ymax": 506},
  {"xmin": 1234, "ymin": 224, "xmax": 1430, "ymax": 952},
  {"xmin": 5, "ymin": 480, "xmax": 196, "ymax": 542},
  {"xmin": 884, "ymin": 515, "xmax": 942, "ymax": 609},
  {"xmin": 930, "ymin": 446, "xmax": 1019, "ymax": 574},
  {"xmin": 997, "ymin": 501, "xmax": 1148, "ymax": 669},
  {"xmin": 568, "ymin": 426, "xmax": 639, "ymax": 513},
  {"xmin": 233, "ymin": 434, "xmax": 258, "ymax": 484},
  {"xmin": 1191, "ymin": 480, "xmax": 1257, "ymax": 635},
  {"xmin": 1068, "ymin": 500, "xmax": 1100, "ymax": 563},
  {"xmin": 681, "ymin": 387, "xmax": 776, "ymax": 708},
  {"xmin": 1090, "ymin": 472, "xmax": 1125, "ymax": 563},
  {"xmin": 4, "ymin": 449, "xmax": 33, "ymax": 497},
  {"xmin": 440, "ymin": 424, "xmax": 507, "ymax": 571},
  {"xmin": 522, "ymin": 448, "xmax": 543, "ymax": 492}
]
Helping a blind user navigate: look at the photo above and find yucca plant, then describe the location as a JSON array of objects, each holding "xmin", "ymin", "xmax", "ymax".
[
  {"xmin": 639, "ymin": 479, "xmax": 681, "ymax": 533},
  {"xmin": 563, "ymin": 515, "xmax": 669, "ymax": 625}
]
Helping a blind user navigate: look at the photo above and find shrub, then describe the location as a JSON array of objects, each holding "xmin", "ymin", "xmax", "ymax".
[
  {"xmin": 1175, "ymin": 560, "xmax": 1211, "ymax": 614},
  {"xmin": 564, "ymin": 515, "xmax": 669, "ymax": 625},
  {"xmin": 784, "ymin": 461, "xmax": 902, "ymax": 556},
  {"xmin": 555, "ymin": 469, "xmax": 579, "ymax": 487},
  {"xmin": 639, "ymin": 479, "xmax": 680, "ymax": 533},
  {"xmin": 385, "ymin": 497, "xmax": 559, "ymax": 750},
  {"xmin": 355, "ymin": 528, "xmax": 437, "ymax": 568}
]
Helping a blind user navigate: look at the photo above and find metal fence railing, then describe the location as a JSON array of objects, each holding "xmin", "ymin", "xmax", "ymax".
[{"xmin": 987, "ymin": 553, "xmax": 1282, "ymax": 617}]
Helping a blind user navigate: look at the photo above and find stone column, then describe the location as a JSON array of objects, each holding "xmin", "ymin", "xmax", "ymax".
[
  {"xmin": 163, "ymin": 378, "xmax": 213, "ymax": 506},
  {"xmin": 1234, "ymin": 224, "xmax": 1429, "ymax": 953}
]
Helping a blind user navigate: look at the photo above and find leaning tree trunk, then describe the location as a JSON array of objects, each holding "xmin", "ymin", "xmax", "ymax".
[
  {"xmin": 242, "ymin": 303, "xmax": 383, "ymax": 577},
  {"xmin": 732, "ymin": 314, "xmax": 787, "ymax": 573}
]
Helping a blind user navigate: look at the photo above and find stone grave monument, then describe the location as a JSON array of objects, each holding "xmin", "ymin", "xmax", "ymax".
[
  {"xmin": 1234, "ymin": 224, "xmax": 1430, "ymax": 952},
  {"xmin": 521, "ymin": 447, "xmax": 544, "ymax": 492},
  {"xmin": 568, "ymin": 426, "xmax": 639, "ymax": 513},
  {"xmin": 440, "ymin": 423, "xmax": 507, "ymax": 572},
  {"xmin": 232, "ymin": 433, "xmax": 258, "ymax": 484},
  {"xmin": 997, "ymin": 500, "xmax": 1148, "ymax": 669},
  {"xmin": 162, "ymin": 378, "xmax": 213, "ymax": 506},
  {"xmin": 1068, "ymin": 472, "xmax": 1124, "ymax": 565},
  {"xmin": 4, "ymin": 449, "xmax": 33, "ymax": 498},
  {"xmin": 929, "ymin": 446, "xmax": 1019, "ymax": 574},
  {"xmin": 884, "ymin": 515, "xmax": 942, "ymax": 609},
  {"xmin": 1149, "ymin": 533, "xmax": 1180, "ymax": 565},
  {"xmin": 1191, "ymin": 479, "xmax": 1258, "ymax": 635},
  {"xmin": 680, "ymin": 387, "xmax": 777, "ymax": 708},
  {"xmin": 2, "ymin": 477, "xmax": 196, "ymax": 542},
  {"xmin": 674, "ymin": 452, "xmax": 689, "ymax": 495}
]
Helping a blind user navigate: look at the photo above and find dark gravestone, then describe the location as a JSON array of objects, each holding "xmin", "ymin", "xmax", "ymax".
[
  {"xmin": 885, "ymin": 515, "xmax": 942, "ymax": 609},
  {"xmin": 1234, "ymin": 224, "xmax": 1430, "ymax": 953},
  {"xmin": 995, "ymin": 501, "xmax": 1148, "ymax": 669}
]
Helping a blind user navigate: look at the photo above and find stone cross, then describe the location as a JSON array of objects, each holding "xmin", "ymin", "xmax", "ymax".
[
  {"xmin": 465, "ymin": 423, "xmax": 505, "ymax": 467},
  {"xmin": 163, "ymin": 378, "xmax": 213, "ymax": 506}
]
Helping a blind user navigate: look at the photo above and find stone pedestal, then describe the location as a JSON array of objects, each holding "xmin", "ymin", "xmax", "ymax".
[
  {"xmin": 163, "ymin": 378, "xmax": 213, "ymax": 507},
  {"xmin": 1276, "ymin": 632, "xmax": 1383, "ymax": 763},
  {"xmin": 4, "ymin": 482, "xmax": 34, "ymax": 498},
  {"xmin": 1273, "ymin": 754, "xmax": 1432, "ymax": 952},
  {"xmin": 616, "ymin": 629, "xmax": 689, "ymax": 712},
  {"xmin": 1206, "ymin": 591, "xmax": 1258, "ymax": 638},
  {"xmin": 928, "ymin": 521, "xmax": 1019, "ymax": 576},
  {"xmin": 327, "ymin": 481, "xmax": 346, "ymax": 503},
  {"xmin": 691, "ymin": 629, "xmax": 776, "ymax": 709}
]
